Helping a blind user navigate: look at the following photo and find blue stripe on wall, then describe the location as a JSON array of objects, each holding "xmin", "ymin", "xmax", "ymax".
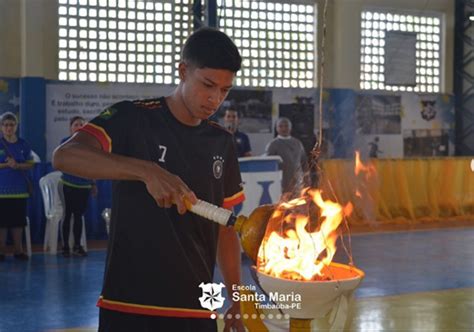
[{"xmin": 20, "ymin": 77, "xmax": 46, "ymax": 161}]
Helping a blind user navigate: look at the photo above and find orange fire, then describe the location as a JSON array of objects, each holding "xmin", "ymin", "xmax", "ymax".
[
  {"xmin": 257, "ymin": 189, "xmax": 353, "ymax": 281},
  {"xmin": 257, "ymin": 151, "xmax": 375, "ymax": 282},
  {"xmin": 354, "ymin": 151, "xmax": 376, "ymax": 180}
]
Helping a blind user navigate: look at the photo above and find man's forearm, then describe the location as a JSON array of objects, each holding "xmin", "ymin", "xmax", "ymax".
[
  {"xmin": 53, "ymin": 135, "xmax": 152, "ymax": 182},
  {"xmin": 217, "ymin": 225, "xmax": 242, "ymax": 301}
]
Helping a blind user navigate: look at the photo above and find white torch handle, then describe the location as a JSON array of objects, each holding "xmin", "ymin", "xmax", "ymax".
[{"xmin": 188, "ymin": 199, "xmax": 233, "ymax": 226}]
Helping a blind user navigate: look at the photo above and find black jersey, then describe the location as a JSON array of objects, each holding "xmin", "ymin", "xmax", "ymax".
[{"xmin": 80, "ymin": 98, "xmax": 245, "ymax": 318}]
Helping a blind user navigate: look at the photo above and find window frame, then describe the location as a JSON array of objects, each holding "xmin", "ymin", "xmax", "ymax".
[{"xmin": 360, "ymin": 6, "xmax": 445, "ymax": 93}]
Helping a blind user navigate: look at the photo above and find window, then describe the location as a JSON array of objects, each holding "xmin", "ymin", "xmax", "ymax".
[
  {"xmin": 360, "ymin": 9, "xmax": 442, "ymax": 92},
  {"xmin": 58, "ymin": 0, "xmax": 192, "ymax": 84},
  {"xmin": 217, "ymin": 0, "xmax": 317, "ymax": 88}
]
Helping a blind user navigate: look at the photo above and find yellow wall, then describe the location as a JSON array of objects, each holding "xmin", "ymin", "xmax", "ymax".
[{"xmin": 322, "ymin": 157, "xmax": 474, "ymax": 223}]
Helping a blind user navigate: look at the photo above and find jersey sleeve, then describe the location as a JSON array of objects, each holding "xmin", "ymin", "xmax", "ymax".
[
  {"xmin": 79, "ymin": 101, "xmax": 136, "ymax": 153},
  {"xmin": 222, "ymin": 136, "xmax": 245, "ymax": 209}
]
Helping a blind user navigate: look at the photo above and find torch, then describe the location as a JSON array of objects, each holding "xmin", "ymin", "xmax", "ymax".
[
  {"xmin": 185, "ymin": 197, "xmax": 364, "ymax": 332},
  {"xmin": 185, "ymin": 199, "xmax": 274, "ymax": 263}
]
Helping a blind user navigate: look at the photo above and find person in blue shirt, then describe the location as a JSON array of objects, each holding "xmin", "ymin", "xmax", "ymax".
[
  {"xmin": 59, "ymin": 116, "xmax": 96, "ymax": 257},
  {"xmin": 223, "ymin": 109, "xmax": 252, "ymax": 157},
  {"xmin": 0, "ymin": 112, "xmax": 34, "ymax": 261}
]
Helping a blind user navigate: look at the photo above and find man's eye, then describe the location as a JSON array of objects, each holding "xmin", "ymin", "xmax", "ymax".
[{"xmin": 204, "ymin": 82, "xmax": 213, "ymax": 87}]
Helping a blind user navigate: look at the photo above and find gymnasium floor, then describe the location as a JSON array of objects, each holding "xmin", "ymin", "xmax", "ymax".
[{"xmin": 1, "ymin": 226, "xmax": 473, "ymax": 332}]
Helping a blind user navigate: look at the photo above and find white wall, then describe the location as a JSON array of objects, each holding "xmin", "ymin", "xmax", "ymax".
[
  {"xmin": 0, "ymin": 0, "xmax": 21, "ymax": 77},
  {"xmin": 0, "ymin": 0, "xmax": 58, "ymax": 79},
  {"xmin": 324, "ymin": 0, "xmax": 454, "ymax": 92},
  {"xmin": 0, "ymin": 0, "xmax": 455, "ymax": 89}
]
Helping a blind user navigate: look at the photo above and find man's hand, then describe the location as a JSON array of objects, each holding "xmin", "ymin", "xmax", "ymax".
[
  {"xmin": 6, "ymin": 157, "xmax": 18, "ymax": 169},
  {"xmin": 223, "ymin": 302, "xmax": 245, "ymax": 332},
  {"xmin": 143, "ymin": 163, "xmax": 197, "ymax": 214}
]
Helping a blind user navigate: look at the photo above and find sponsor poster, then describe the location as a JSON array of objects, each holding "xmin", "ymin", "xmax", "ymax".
[{"xmin": 401, "ymin": 93, "xmax": 455, "ymax": 156}]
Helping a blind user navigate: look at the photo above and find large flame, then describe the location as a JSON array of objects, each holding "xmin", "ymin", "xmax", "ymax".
[{"xmin": 257, "ymin": 189, "xmax": 353, "ymax": 281}]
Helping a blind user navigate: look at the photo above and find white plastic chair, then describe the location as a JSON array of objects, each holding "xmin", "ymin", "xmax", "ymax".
[
  {"xmin": 101, "ymin": 208, "xmax": 111, "ymax": 235},
  {"xmin": 40, "ymin": 171, "xmax": 87, "ymax": 254}
]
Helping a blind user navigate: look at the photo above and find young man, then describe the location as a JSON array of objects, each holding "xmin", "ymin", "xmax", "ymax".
[
  {"xmin": 223, "ymin": 109, "xmax": 252, "ymax": 157},
  {"xmin": 53, "ymin": 28, "xmax": 245, "ymax": 332}
]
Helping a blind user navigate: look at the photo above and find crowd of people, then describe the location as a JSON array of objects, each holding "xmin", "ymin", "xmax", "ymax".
[{"xmin": 0, "ymin": 113, "xmax": 94, "ymax": 261}]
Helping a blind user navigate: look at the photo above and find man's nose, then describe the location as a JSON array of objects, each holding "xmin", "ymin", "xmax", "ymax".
[{"xmin": 208, "ymin": 90, "xmax": 224, "ymax": 104}]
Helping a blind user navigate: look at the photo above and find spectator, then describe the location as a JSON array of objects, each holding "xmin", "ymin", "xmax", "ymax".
[
  {"xmin": 0, "ymin": 112, "xmax": 34, "ymax": 261},
  {"xmin": 368, "ymin": 136, "xmax": 382, "ymax": 158},
  {"xmin": 59, "ymin": 116, "xmax": 96, "ymax": 257},
  {"xmin": 265, "ymin": 117, "xmax": 308, "ymax": 195},
  {"xmin": 223, "ymin": 109, "xmax": 252, "ymax": 157}
]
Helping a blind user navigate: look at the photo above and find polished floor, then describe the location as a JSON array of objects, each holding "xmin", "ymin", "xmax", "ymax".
[{"xmin": 1, "ymin": 227, "xmax": 473, "ymax": 332}]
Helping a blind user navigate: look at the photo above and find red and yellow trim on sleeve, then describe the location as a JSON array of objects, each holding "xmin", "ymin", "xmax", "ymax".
[
  {"xmin": 79, "ymin": 123, "xmax": 112, "ymax": 153},
  {"xmin": 222, "ymin": 190, "xmax": 245, "ymax": 210},
  {"xmin": 97, "ymin": 296, "xmax": 216, "ymax": 319}
]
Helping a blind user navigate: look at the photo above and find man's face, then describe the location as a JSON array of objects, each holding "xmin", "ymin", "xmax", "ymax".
[
  {"xmin": 223, "ymin": 110, "xmax": 239, "ymax": 132},
  {"xmin": 179, "ymin": 63, "xmax": 234, "ymax": 121},
  {"xmin": 276, "ymin": 121, "xmax": 291, "ymax": 137}
]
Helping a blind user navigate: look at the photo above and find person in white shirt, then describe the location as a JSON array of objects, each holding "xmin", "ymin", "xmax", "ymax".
[{"xmin": 264, "ymin": 117, "xmax": 308, "ymax": 195}]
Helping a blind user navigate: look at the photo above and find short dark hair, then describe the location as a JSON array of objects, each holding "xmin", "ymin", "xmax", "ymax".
[
  {"xmin": 181, "ymin": 27, "xmax": 241, "ymax": 73},
  {"xmin": 69, "ymin": 116, "xmax": 85, "ymax": 127}
]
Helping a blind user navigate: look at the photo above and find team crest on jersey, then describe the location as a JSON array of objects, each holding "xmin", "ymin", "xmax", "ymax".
[
  {"xmin": 99, "ymin": 107, "xmax": 118, "ymax": 120},
  {"xmin": 212, "ymin": 155, "xmax": 224, "ymax": 179},
  {"xmin": 198, "ymin": 282, "xmax": 225, "ymax": 311}
]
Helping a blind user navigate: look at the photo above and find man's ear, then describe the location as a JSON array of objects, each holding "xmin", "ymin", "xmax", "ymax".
[{"xmin": 178, "ymin": 62, "xmax": 187, "ymax": 81}]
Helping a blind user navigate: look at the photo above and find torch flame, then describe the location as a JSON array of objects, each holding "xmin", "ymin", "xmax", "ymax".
[
  {"xmin": 257, "ymin": 189, "xmax": 352, "ymax": 281},
  {"xmin": 354, "ymin": 151, "xmax": 376, "ymax": 180}
]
